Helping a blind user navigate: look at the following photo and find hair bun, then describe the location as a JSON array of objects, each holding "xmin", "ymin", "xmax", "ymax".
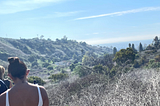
[{"xmin": 8, "ymin": 57, "xmax": 20, "ymax": 64}]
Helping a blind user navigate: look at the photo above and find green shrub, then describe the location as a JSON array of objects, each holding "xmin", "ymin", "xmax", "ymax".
[
  {"xmin": 110, "ymin": 66, "xmax": 117, "ymax": 78},
  {"xmin": 42, "ymin": 62, "xmax": 50, "ymax": 67},
  {"xmin": 135, "ymin": 54, "xmax": 139, "ymax": 59},
  {"xmin": 73, "ymin": 65, "xmax": 92, "ymax": 77},
  {"xmin": 113, "ymin": 48, "xmax": 135, "ymax": 65},
  {"xmin": 148, "ymin": 62, "xmax": 160, "ymax": 68},
  {"xmin": 133, "ymin": 60, "xmax": 140, "ymax": 68},
  {"xmin": 155, "ymin": 55, "xmax": 160, "ymax": 62},
  {"xmin": 93, "ymin": 64, "xmax": 105, "ymax": 74},
  {"xmin": 28, "ymin": 76, "xmax": 46, "ymax": 85},
  {"xmin": 69, "ymin": 64, "xmax": 75, "ymax": 71},
  {"xmin": 31, "ymin": 61, "xmax": 38, "ymax": 67},
  {"xmin": 149, "ymin": 59, "xmax": 155, "ymax": 64},
  {"xmin": 48, "ymin": 73, "xmax": 69, "ymax": 81},
  {"xmin": 47, "ymin": 65, "xmax": 53, "ymax": 70},
  {"xmin": 60, "ymin": 69, "xmax": 67, "ymax": 74},
  {"xmin": 139, "ymin": 56, "xmax": 148, "ymax": 65},
  {"xmin": 123, "ymin": 67, "xmax": 130, "ymax": 73}
]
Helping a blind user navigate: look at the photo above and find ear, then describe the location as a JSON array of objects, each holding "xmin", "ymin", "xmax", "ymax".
[{"xmin": 26, "ymin": 70, "xmax": 30, "ymax": 76}]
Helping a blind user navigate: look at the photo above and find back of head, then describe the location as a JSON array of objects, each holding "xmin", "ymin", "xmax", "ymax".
[
  {"xmin": 0, "ymin": 65, "xmax": 5, "ymax": 79},
  {"xmin": 8, "ymin": 57, "xmax": 27, "ymax": 79}
]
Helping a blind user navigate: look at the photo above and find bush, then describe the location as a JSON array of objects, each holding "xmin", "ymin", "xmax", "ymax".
[
  {"xmin": 155, "ymin": 55, "xmax": 160, "ymax": 62},
  {"xmin": 73, "ymin": 65, "xmax": 92, "ymax": 77},
  {"xmin": 42, "ymin": 62, "xmax": 50, "ymax": 67},
  {"xmin": 66, "ymin": 74, "xmax": 107, "ymax": 94},
  {"xmin": 149, "ymin": 59, "xmax": 155, "ymax": 64},
  {"xmin": 28, "ymin": 76, "xmax": 46, "ymax": 85},
  {"xmin": 139, "ymin": 56, "xmax": 149, "ymax": 66},
  {"xmin": 135, "ymin": 54, "xmax": 139, "ymax": 59},
  {"xmin": 133, "ymin": 60, "xmax": 140, "ymax": 68},
  {"xmin": 60, "ymin": 69, "xmax": 67, "ymax": 74},
  {"xmin": 31, "ymin": 61, "xmax": 38, "ymax": 67},
  {"xmin": 69, "ymin": 64, "xmax": 75, "ymax": 71},
  {"xmin": 110, "ymin": 66, "xmax": 117, "ymax": 78},
  {"xmin": 148, "ymin": 62, "xmax": 160, "ymax": 68},
  {"xmin": 93, "ymin": 64, "xmax": 105, "ymax": 74},
  {"xmin": 145, "ymin": 49, "xmax": 157, "ymax": 54},
  {"xmin": 47, "ymin": 65, "xmax": 53, "ymax": 70},
  {"xmin": 48, "ymin": 73, "xmax": 69, "ymax": 81},
  {"xmin": 113, "ymin": 48, "xmax": 135, "ymax": 65}
]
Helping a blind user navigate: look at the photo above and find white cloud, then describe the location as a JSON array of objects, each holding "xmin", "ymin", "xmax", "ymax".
[
  {"xmin": 79, "ymin": 34, "xmax": 158, "ymax": 45},
  {"xmin": 0, "ymin": 0, "xmax": 65, "ymax": 14},
  {"xmin": 75, "ymin": 7, "xmax": 160, "ymax": 20}
]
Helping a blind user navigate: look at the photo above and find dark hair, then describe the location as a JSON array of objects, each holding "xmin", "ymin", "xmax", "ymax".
[{"xmin": 8, "ymin": 57, "xmax": 27, "ymax": 79}]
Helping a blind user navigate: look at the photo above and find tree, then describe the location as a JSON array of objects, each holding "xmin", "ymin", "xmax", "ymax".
[
  {"xmin": 72, "ymin": 53, "xmax": 77, "ymax": 60},
  {"xmin": 113, "ymin": 48, "xmax": 135, "ymax": 65},
  {"xmin": 132, "ymin": 44, "xmax": 137, "ymax": 53},
  {"xmin": 154, "ymin": 36, "xmax": 159, "ymax": 48},
  {"xmin": 40, "ymin": 35, "xmax": 44, "ymax": 39},
  {"xmin": 154, "ymin": 36, "xmax": 158, "ymax": 42},
  {"xmin": 93, "ymin": 64, "xmax": 104, "ymax": 74},
  {"xmin": 113, "ymin": 47, "xmax": 117, "ymax": 55},
  {"xmin": 81, "ymin": 49, "xmax": 85, "ymax": 55},
  {"xmin": 129, "ymin": 43, "xmax": 131, "ymax": 48},
  {"xmin": 132, "ymin": 44, "xmax": 135, "ymax": 50},
  {"xmin": 73, "ymin": 65, "xmax": 92, "ymax": 77},
  {"xmin": 82, "ymin": 55, "xmax": 90, "ymax": 65},
  {"xmin": 63, "ymin": 35, "xmax": 67, "ymax": 40},
  {"xmin": 139, "ymin": 42, "xmax": 143, "ymax": 52}
]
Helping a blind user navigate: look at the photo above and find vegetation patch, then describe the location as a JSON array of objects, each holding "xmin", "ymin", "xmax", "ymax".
[{"xmin": 28, "ymin": 76, "xmax": 46, "ymax": 85}]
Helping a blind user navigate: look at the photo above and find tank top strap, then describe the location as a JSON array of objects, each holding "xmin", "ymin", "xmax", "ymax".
[
  {"xmin": 37, "ymin": 85, "xmax": 43, "ymax": 106},
  {"xmin": 6, "ymin": 90, "xmax": 10, "ymax": 106}
]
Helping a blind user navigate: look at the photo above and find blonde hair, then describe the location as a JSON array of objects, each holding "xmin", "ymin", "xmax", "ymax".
[{"xmin": 0, "ymin": 65, "xmax": 5, "ymax": 79}]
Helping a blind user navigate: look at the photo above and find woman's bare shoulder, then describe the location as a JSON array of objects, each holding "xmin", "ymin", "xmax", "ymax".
[
  {"xmin": 28, "ymin": 83, "xmax": 49, "ymax": 105},
  {"xmin": 0, "ymin": 94, "xmax": 5, "ymax": 106},
  {"xmin": 28, "ymin": 83, "xmax": 46, "ymax": 91},
  {"xmin": 0, "ymin": 89, "xmax": 10, "ymax": 106}
]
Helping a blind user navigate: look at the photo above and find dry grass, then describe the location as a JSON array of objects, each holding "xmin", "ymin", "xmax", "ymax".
[{"xmin": 46, "ymin": 68, "xmax": 160, "ymax": 106}]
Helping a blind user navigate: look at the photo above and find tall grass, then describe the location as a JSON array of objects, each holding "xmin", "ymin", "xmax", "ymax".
[{"xmin": 47, "ymin": 68, "xmax": 160, "ymax": 106}]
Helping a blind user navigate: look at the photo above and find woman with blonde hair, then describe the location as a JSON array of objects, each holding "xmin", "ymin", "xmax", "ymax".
[
  {"xmin": 0, "ymin": 57, "xmax": 49, "ymax": 106},
  {"xmin": 0, "ymin": 65, "xmax": 12, "ymax": 89}
]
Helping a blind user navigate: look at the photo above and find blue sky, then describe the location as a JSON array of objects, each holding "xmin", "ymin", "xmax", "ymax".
[{"xmin": 0, "ymin": 0, "xmax": 160, "ymax": 47}]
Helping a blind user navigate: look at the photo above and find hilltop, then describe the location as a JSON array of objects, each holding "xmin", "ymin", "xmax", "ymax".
[{"xmin": 0, "ymin": 36, "xmax": 112, "ymax": 70}]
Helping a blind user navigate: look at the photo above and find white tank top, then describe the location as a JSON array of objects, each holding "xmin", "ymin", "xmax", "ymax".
[{"xmin": 6, "ymin": 86, "xmax": 43, "ymax": 106}]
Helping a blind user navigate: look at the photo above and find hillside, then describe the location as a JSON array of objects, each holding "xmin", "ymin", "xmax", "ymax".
[
  {"xmin": 46, "ymin": 69, "xmax": 160, "ymax": 106},
  {"xmin": 43, "ymin": 36, "xmax": 160, "ymax": 105},
  {"xmin": 2, "ymin": 36, "xmax": 160, "ymax": 106},
  {"xmin": 0, "ymin": 37, "xmax": 112, "ymax": 69}
]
